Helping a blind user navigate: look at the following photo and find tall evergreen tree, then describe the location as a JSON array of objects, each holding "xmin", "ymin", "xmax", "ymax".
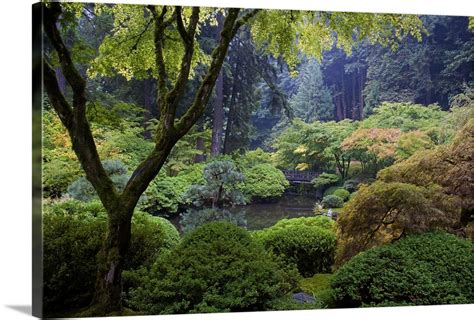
[{"xmin": 291, "ymin": 59, "xmax": 334, "ymax": 122}]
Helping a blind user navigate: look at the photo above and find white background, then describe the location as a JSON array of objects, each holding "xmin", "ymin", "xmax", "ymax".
[{"xmin": 0, "ymin": 0, "xmax": 473, "ymax": 319}]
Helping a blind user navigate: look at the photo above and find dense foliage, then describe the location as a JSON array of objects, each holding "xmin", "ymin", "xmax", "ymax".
[
  {"xmin": 67, "ymin": 160, "xmax": 129, "ymax": 201},
  {"xmin": 331, "ymin": 233, "xmax": 474, "ymax": 307},
  {"xmin": 254, "ymin": 217, "xmax": 336, "ymax": 277},
  {"xmin": 41, "ymin": 2, "xmax": 473, "ymax": 315},
  {"xmin": 43, "ymin": 200, "xmax": 179, "ymax": 315},
  {"xmin": 183, "ymin": 160, "xmax": 246, "ymax": 209},
  {"xmin": 321, "ymin": 194, "xmax": 345, "ymax": 208},
  {"xmin": 125, "ymin": 222, "xmax": 299, "ymax": 314},
  {"xmin": 268, "ymin": 216, "xmax": 336, "ymax": 231},
  {"xmin": 335, "ymin": 181, "xmax": 459, "ymax": 264},
  {"xmin": 290, "ymin": 59, "xmax": 333, "ymax": 122},
  {"xmin": 239, "ymin": 164, "xmax": 289, "ymax": 201},
  {"xmin": 312, "ymin": 173, "xmax": 341, "ymax": 190},
  {"xmin": 332, "ymin": 188, "xmax": 350, "ymax": 201},
  {"xmin": 378, "ymin": 118, "xmax": 474, "ymax": 233}
]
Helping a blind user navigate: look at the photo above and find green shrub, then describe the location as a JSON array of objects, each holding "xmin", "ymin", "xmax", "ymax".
[
  {"xmin": 140, "ymin": 164, "xmax": 205, "ymax": 215},
  {"xmin": 43, "ymin": 200, "xmax": 179, "ymax": 315},
  {"xmin": 238, "ymin": 148, "xmax": 273, "ymax": 168},
  {"xmin": 254, "ymin": 219, "xmax": 337, "ymax": 277},
  {"xmin": 183, "ymin": 160, "xmax": 246, "ymax": 208},
  {"xmin": 321, "ymin": 195, "xmax": 344, "ymax": 208},
  {"xmin": 240, "ymin": 164, "xmax": 289, "ymax": 200},
  {"xmin": 125, "ymin": 212, "xmax": 180, "ymax": 270},
  {"xmin": 312, "ymin": 173, "xmax": 340, "ymax": 189},
  {"xmin": 323, "ymin": 186, "xmax": 339, "ymax": 197},
  {"xmin": 67, "ymin": 160, "xmax": 129, "ymax": 201},
  {"xmin": 270, "ymin": 216, "xmax": 335, "ymax": 231},
  {"xmin": 43, "ymin": 159, "xmax": 82, "ymax": 198},
  {"xmin": 332, "ymin": 188, "xmax": 350, "ymax": 201},
  {"xmin": 125, "ymin": 222, "xmax": 298, "ymax": 314},
  {"xmin": 342, "ymin": 179, "xmax": 358, "ymax": 192},
  {"xmin": 140, "ymin": 176, "xmax": 185, "ymax": 214},
  {"xmin": 299, "ymin": 273, "xmax": 335, "ymax": 307},
  {"xmin": 43, "ymin": 200, "xmax": 106, "ymax": 314},
  {"xmin": 331, "ymin": 232, "xmax": 474, "ymax": 307}
]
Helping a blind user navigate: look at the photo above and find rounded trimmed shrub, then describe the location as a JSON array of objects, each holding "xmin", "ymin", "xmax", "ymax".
[
  {"xmin": 43, "ymin": 200, "xmax": 179, "ymax": 315},
  {"xmin": 331, "ymin": 232, "xmax": 474, "ymax": 307},
  {"xmin": 125, "ymin": 212, "xmax": 180, "ymax": 270},
  {"xmin": 312, "ymin": 173, "xmax": 340, "ymax": 189},
  {"xmin": 332, "ymin": 188, "xmax": 350, "ymax": 201},
  {"xmin": 254, "ymin": 218, "xmax": 337, "ymax": 277},
  {"xmin": 321, "ymin": 194, "xmax": 344, "ymax": 208},
  {"xmin": 125, "ymin": 222, "xmax": 299, "ymax": 314},
  {"xmin": 240, "ymin": 164, "xmax": 289, "ymax": 200},
  {"xmin": 43, "ymin": 200, "xmax": 106, "ymax": 314},
  {"xmin": 270, "ymin": 216, "xmax": 335, "ymax": 231}
]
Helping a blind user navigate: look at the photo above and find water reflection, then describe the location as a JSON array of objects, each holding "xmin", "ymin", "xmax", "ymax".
[
  {"xmin": 233, "ymin": 195, "xmax": 316, "ymax": 230},
  {"xmin": 173, "ymin": 195, "xmax": 316, "ymax": 232}
]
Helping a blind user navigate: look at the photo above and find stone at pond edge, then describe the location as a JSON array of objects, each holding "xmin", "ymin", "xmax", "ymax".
[{"xmin": 292, "ymin": 292, "xmax": 316, "ymax": 304}]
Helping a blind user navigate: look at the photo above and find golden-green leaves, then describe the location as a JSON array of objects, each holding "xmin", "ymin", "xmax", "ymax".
[
  {"xmin": 250, "ymin": 10, "xmax": 425, "ymax": 70},
  {"xmin": 88, "ymin": 4, "xmax": 210, "ymax": 81}
]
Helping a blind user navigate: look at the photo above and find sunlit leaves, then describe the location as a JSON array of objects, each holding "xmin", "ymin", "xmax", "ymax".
[
  {"xmin": 251, "ymin": 10, "xmax": 424, "ymax": 70},
  {"xmin": 341, "ymin": 127, "xmax": 402, "ymax": 160},
  {"xmin": 88, "ymin": 4, "xmax": 210, "ymax": 81},
  {"xmin": 272, "ymin": 118, "xmax": 356, "ymax": 172},
  {"xmin": 395, "ymin": 130, "xmax": 434, "ymax": 160},
  {"xmin": 335, "ymin": 181, "xmax": 459, "ymax": 264}
]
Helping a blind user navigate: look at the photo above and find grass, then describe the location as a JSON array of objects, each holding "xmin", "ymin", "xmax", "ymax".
[{"xmin": 299, "ymin": 273, "xmax": 335, "ymax": 307}]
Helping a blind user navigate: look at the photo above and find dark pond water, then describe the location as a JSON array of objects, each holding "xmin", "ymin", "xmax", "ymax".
[
  {"xmin": 233, "ymin": 195, "xmax": 316, "ymax": 230},
  {"xmin": 170, "ymin": 195, "xmax": 317, "ymax": 231}
]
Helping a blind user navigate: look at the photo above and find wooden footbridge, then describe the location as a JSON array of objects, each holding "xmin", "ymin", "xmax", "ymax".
[{"xmin": 282, "ymin": 170, "xmax": 318, "ymax": 184}]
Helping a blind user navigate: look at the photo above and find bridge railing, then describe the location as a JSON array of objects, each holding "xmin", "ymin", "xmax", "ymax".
[{"xmin": 282, "ymin": 170, "xmax": 318, "ymax": 182}]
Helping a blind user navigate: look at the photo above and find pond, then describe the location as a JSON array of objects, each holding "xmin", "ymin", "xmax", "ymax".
[{"xmin": 170, "ymin": 195, "xmax": 317, "ymax": 232}]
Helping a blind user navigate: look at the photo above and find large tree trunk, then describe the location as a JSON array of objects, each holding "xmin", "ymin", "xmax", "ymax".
[
  {"xmin": 359, "ymin": 69, "xmax": 365, "ymax": 120},
  {"xmin": 211, "ymin": 69, "xmax": 224, "ymax": 156},
  {"xmin": 210, "ymin": 13, "xmax": 225, "ymax": 156},
  {"xmin": 223, "ymin": 63, "xmax": 238, "ymax": 154},
  {"xmin": 335, "ymin": 93, "xmax": 343, "ymax": 120},
  {"xmin": 194, "ymin": 123, "xmax": 206, "ymax": 163},
  {"xmin": 351, "ymin": 72, "xmax": 357, "ymax": 119},
  {"xmin": 55, "ymin": 67, "xmax": 66, "ymax": 94},
  {"xmin": 43, "ymin": 3, "xmax": 255, "ymax": 315},
  {"xmin": 341, "ymin": 72, "xmax": 347, "ymax": 119},
  {"xmin": 91, "ymin": 207, "xmax": 132, "ymax": 314}
]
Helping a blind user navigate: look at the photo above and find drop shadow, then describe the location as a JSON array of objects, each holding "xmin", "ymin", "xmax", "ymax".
[{"xmin": 5, "ymin": 305, "xmax": 31, "ymax": 316}]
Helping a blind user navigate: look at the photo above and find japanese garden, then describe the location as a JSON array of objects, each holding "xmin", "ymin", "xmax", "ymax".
[{"xmin": 39, "ymin": 2, "xmax": 474, "ymax": 317}]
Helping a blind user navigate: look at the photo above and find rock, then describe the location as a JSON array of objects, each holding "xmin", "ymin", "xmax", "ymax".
[{"xmin": 292, "ymin": 292, "xmax": 316, "ymax": 304}]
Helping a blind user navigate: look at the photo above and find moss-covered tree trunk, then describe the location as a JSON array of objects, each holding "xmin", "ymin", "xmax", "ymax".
[
  {"xmin": 91, "ymin": 208, "xmax": 132, "ymax": 314},
  {"xmin": 42, "ymin": 2, "xmax": 258, "ymax": 314}
]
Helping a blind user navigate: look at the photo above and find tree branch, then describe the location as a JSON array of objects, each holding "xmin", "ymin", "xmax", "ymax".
[
  {"xmin": 174, "ymin": 8, "xmax": 242, "ymax": 137},
  {"xmin": 147, "ymin": 5, "xmax": 169, "ymax": 113},
  {"xmin": 43, "ymin": 3, "xmax": 119, "ymax": 210},
  {"xmin": 122, "ymin": 8, "xmax": 255, "ymax": 206},
  {"xmin": 165, "ymin": 7, "xmax": 200, "ymax": 118},
  {"xmin": 231, "ymin": 9, "xmax": 260, "ymax": 37},
  {"xmin": 43, "ymin": 60, "xmax": 74, "ymax": 130},
  {"xmin": 43, "ymin": 2, "xmax": 87, "ymax": 116},
  {"xmin": 175, "ymin": 6, "xmax": 190, "ymax": 44}
]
